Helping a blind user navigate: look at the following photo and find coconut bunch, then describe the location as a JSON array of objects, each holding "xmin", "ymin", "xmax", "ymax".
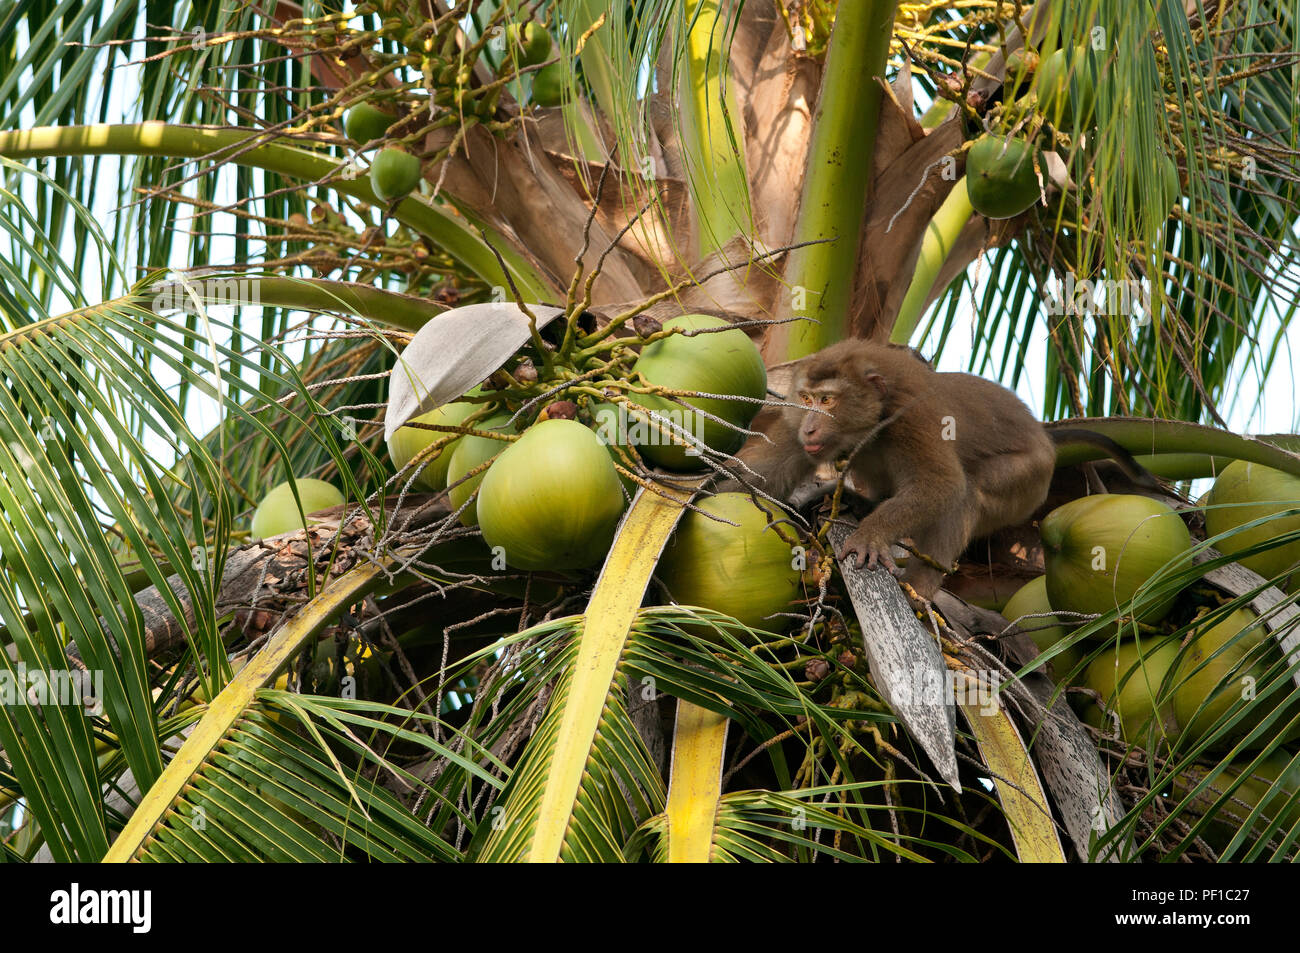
[
  {"xmin": 998, "ymin": 471, "xmax": 1300, "ymax": 849},
  {"xmin": 322, "ymin": 9, "xmax": 568, "ymax": 206},
  {"xmin": 960, "ymin": 42, "xmax": 1179, "ymax": 225},
  {"xmin": 383, "ymin": 307, "xmax": 789, "ymax": 579},
  {"xmin": 1005, "ymin": 478, "xmax": 1300, "ymax": 744}
]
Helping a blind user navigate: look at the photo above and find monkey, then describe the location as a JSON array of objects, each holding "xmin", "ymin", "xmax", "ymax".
[{"xmin": 729, "ymin": 339, "xmax": 1157, "ymax": 598}]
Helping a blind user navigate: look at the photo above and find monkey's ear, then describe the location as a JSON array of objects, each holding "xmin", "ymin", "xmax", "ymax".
[{"xmin": 865, "ymin": 372, "xmax": 887, "ymax": 398}]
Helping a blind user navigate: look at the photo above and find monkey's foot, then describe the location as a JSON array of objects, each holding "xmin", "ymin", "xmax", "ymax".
[{"xmin": 837, "ymin": 530, "xmax": 901, "ymax": 576}]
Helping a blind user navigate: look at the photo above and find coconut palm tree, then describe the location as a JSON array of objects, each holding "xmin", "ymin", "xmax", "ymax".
[{"xmin": 0, "ymin": 0, "xmax": 1297, "ymax": 862}]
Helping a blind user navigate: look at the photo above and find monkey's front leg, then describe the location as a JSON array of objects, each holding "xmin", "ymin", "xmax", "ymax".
[
  {"xmin": 837, "ymin": 520, "xmax": 904, "ymax": 576},
  {"xmin": 837, "ymin": 482, "xmax": 966, "ymax": 587}
]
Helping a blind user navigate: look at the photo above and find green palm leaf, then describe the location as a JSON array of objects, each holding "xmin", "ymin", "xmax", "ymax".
[
  {"xmin": 1, "ymin": 0, "xmax": 1297, "ymax": 867},
  {"xmin": 106, "ymin": 561, "xmax": 502, "ymax": 862},
  {"xmin": 475, "ymin": 487, "xmax": 693, "ymax": 861}
]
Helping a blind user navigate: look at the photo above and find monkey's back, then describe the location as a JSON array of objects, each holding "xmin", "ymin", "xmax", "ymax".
[
  {"xmin": 927, "ymin": 371, "xmax": 1054, "ymax": 460},
  {"xmin": 921, "ymin": 371, "xmax": 1056, "ymax": 536}
]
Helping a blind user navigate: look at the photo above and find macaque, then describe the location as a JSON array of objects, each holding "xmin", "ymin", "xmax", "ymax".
[{"xmin": 733, "ymin": 340, "xmax": 1153, "ymax": 597}]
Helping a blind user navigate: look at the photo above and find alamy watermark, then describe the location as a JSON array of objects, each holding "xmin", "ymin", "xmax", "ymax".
[
  {"xmin": 0, "ymin": 663, "xmax": 103, "ymax": 712},
  {"xmin": 50, "ymin": 883, "xmax": 150, "ymax": 933},
  {"xmin": 591, "ymin": 404, "xmax": 710, "ymax": 455},
  {"xmin": 150, "ymin": 273, "xmax": 262, "ymax": 314},
  {"xmin": 891, "ymin": 667, "xmax": 1003, "ymax": 716},
  {"xmin": 1043, "ymin": 273, "xmax": 1151, "ymax": 320}
]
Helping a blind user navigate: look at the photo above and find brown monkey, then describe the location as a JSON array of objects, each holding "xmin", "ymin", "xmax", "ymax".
[{"xmin": 733, "ymin": 340, "xmax": 1152, "ymax": 597}]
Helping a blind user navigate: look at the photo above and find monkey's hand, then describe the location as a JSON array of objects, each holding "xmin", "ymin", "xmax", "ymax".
[{"xmin": 837, "ymin": 525, "xmax": 901, "ymax": 576}]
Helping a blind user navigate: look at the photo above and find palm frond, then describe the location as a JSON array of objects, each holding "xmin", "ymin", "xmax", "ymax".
[
  {"xmin": 476, "ymin": 487, "xmax": 692, "ymax": 861},
  {"xmin": 107, "ymin": 561, "xmax": 499, "ymax": 861},
  {"xmin": 957, "ymin": 695, "xmax": 1066, "ymax": 862}
]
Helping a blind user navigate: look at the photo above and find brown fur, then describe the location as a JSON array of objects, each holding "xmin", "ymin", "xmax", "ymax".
[{"xmin": 736, "ymin": 340, "xmax": 1058, "ymax": 597}]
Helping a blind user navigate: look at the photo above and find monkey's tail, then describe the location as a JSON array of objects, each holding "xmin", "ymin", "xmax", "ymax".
[{"xmin": 1049, "ymin": 429, "xmax": 1161, "ymax": 489}]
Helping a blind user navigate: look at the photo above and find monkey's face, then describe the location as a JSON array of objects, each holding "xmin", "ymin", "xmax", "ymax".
[
  {"xmin": 790, "ymin": 382, "xmax": 847, "ymax": 460},
  {"xmin": 790, "ymin": 370, "xmax": 885, "ymax": 462}
]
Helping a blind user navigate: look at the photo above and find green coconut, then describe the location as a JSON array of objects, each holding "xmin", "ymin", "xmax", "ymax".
[
  {"xmin": 1170, "ymin": 607, "xmax": 1300, "ymax": 750},
  {"xmin": 1160, "ymin": 152, "xmax": 1181, "ymax": 211},
  {"xmin": 1032, "ymin": 45, "xmax": 1096, "ymax": 128},
  {"xmin": 1041, "ymin": 494, "xmax": 1193, "ymax": 632},
  {"xmin": 446, "ymin": 413, "xmax": 514, "ymax": 526},
  {"xmin": 1082, "ymin": 637, "xmax": 1181, "ymax": 744},
  {"xmin": 370, "ymin": 147, "xmax": 422, "ymax": 202},
  {"xmin": 251, "ymin": 478, "xmax": 345, "ymax": 539},
  {"xmin": 965, "ymin": 134, "xmax": 1042, "ymax": 220},
  {"xmin": 531, "ymin": 63, "xmax": 565, "ymax": 107},
  {"xmin": 655, "ymin": 493, "xmax": 802, "ymax": 632},
  {"xmin": 1172, "ymin": 751, "xmax": 1300, "ymax": 854},
  {"xmin": 387, "ymin": 385, "xmax": 489, "ymax": 491},
  {"xmin": 1205, "ymin": 460, "xmax": 1300, "ymax": 593},
  {"xmin": 1112, "ymin": 150, "xmax": 1181, "ymax": 227},
  {"xmin": 476, "ymin": 419, "xmax": 626, "ymax": 571},
  {"xmin": 344, "ymin": 103, "xmax": 395, "ymax": 145},
  {"xmin": 631, "ymin": 315, "xmax": 767, "ymax": 470},
  {"xmin": 1002, "ymin": 576, "xmax": 1083, "ymax": 685},
  {"xmin": 387, "ymin": 396, "xmax": 486, "ymax": 491},
  {"xmin": 507, "ymin": 22, "xmax": 552, "ymax": 66}
]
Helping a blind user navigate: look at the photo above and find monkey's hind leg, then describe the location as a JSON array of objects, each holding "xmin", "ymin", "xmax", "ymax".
[{"xmin": 967, "ymin": 446, "xmax": 1055, "ymax": 540}]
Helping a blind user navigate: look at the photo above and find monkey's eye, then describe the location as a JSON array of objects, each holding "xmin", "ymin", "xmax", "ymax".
[{"xmin": 798, "ymin": 393, "xmax": 813, "ymax": 406}]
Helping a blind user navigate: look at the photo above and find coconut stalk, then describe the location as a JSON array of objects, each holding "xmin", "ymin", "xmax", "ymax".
[
  {"xmin": 890, "ymin": 177, "xmax": 974, "ymax": 345},
  {"xmin": 773, "ymin": 0, "xmax": 900, "ymax": 359},
  {"xmin": 957, "ymin": 694, "xmax": 1068, "ymax": 862},
  {"xmin": 479, "ymin": 485, "xmax": 693, "ymax": 862},
  {"xmin": 664, "ymin": 700, "xmax": 730, "ymax": 862},
  {"xmin": 1132, "ymin": 440, "xmax": 1300, "ymax": 480},
  {"xmin": 1045, "ymin": 418, "xmax": 1300, "ymax": 480},
  {"xmin": 677, "ymin": 0, "xmax": 752, "ymax": 258},
  {"xmin": 918, "ymin": 50, "xmax": 993, "ymax": 130},
  {"xmin": 145, "ymin": 275, "xmax": 451, "ymax": 332}
]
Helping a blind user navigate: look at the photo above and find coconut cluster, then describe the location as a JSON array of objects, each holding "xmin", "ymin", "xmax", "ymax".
[
  {"xmin": 334, "ymin": 17, "xmax": 566, "ymax": 208},
  {"xmin": 382, "ymin": 313, "xmax": 786, "ymax": 593},
  {"xmin": 1000, "ymin": 471, "xmax": 1300, "ymax": 846},
  {"xmin": 962, "ymin": 43, "xmax": 1180, "ymax": 223}
]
